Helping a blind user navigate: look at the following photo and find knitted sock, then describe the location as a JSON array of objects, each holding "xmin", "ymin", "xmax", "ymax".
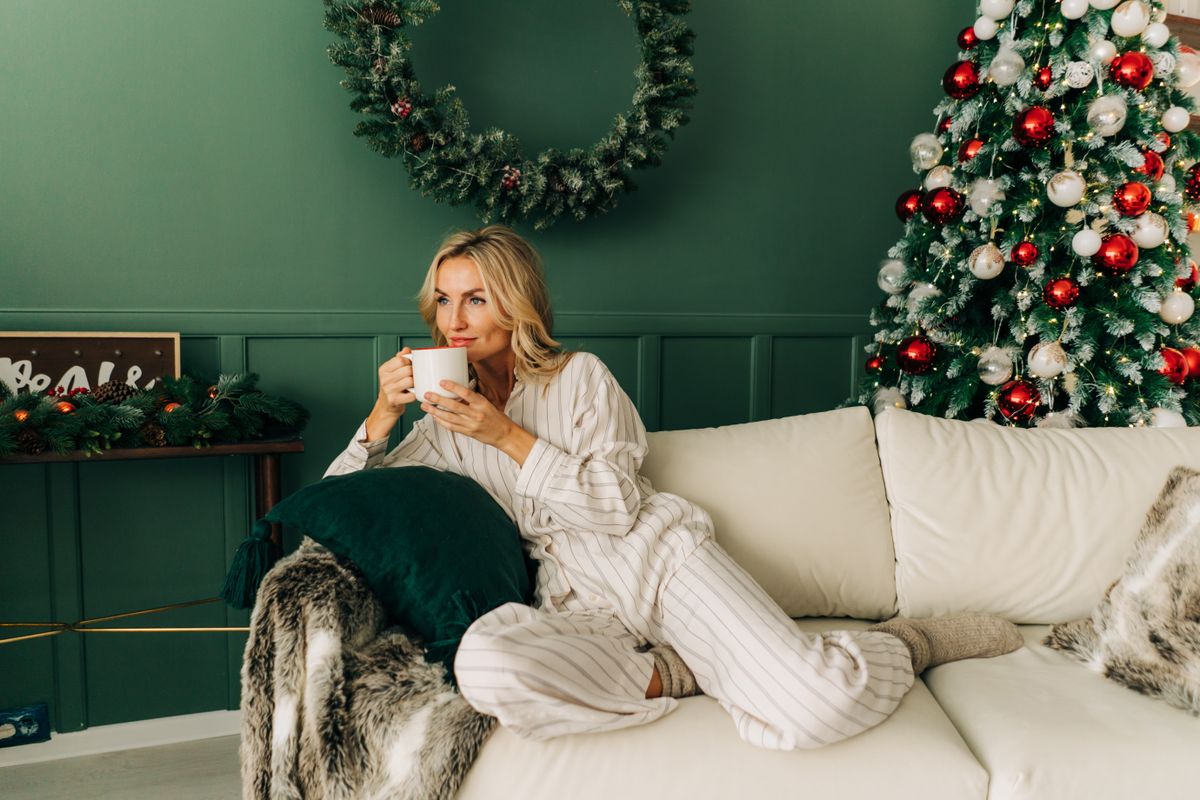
[
  {"xmin": 650, "ymin": 644, "xmax": 701, "ymax": 698},
  {"xmin": 868, "ymin": 614, "xmax": 1022, "ymax": 674}
]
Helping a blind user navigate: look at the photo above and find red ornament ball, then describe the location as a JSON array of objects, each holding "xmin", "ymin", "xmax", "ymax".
[
  {"xmin": 1177, "ymin": 261, "xmax": 1199, "ymax": 291},
  {"xmin": 943, "ymin": 60, "xmax": 981, "ymax": 100},
  {"xmin": 1011, "ymin": 241, "xmax": 1039, "ymax": 266},
  {"xmin": 1157, "ymin": 132, "xmax": 1172, "ymax": 151},
  {"xmin": 958, "ymin": 138, "xmax": 985, "ymax": 162},
  {"xmin": 1183, "ymin": 348, "xmax": 1200, "ymax": 380},
  {"xmin": 1043, "ymin": 277, "xmax": 1081, "ymax": 309},
  {"xmin": 896, "ymin": 189, "xmax": 923, "ymax": 222},
  {"xmin": 14, "ymin": 409, "xmax": 30, "ymax": 423},
  {"xmin": 997, "ymin": 380, "xmax": 1041, "ymax": 424},
  {"xmin": 1137, "ymin": 149, "xmax": 1165, "ymax": 182},
  {"xmin": 1093, "ymin": 234, "xmax": 1139, "ymax": 274},
  {"xmin": 1034, "ymin": 66, "xmax": 1053, "ymax": 91},
  {"xmin": 1160, "ymin": 347, "xmax": 1190, "ymax": 385},
  {"xmin": 865, "ymin": 355, "xmax": 886, "ymax": 373},
  {"xmin": 1109, "ymin": 52, "xmax": 1155, "ymax": 91},
  {"xmin": 957, "ymin": 25, "xmax": 979, "ymax": 50},
  {"xmin": 896, "ymin": 336, "xmax": 938, "ymax": 375},
  {"xmin": 1186, "ymin": 163, "xmax": 1200, "ymax": 202},
  {"xmin": 163, "ymin": 401, "xmax": 182, "ymax": 413},
  {"xmin": 55, "ymin": 400, "xmax": 76, "ymax": 414},
  {"xmin": 1113, "ymin": 181, "xmax": 1152, "ymax": 216},
  {"xmin": 922, "ymin": 187, "xmax": 965, "ymax": 226},
  {"xmin": 938, "ymin": 116, "xmax": 954, "ymax": 134},
  {"xmin": 1013, "ymin": 106, "xmax": 1056, "ymax": 147}
]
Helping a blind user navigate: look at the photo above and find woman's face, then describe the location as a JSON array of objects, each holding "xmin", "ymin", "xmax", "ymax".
[{"xmin": 434, "ymin": 256, "xmax": 512, "ymax": 364}]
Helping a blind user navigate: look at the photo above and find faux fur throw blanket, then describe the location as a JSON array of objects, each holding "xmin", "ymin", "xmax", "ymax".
[
  {"xmin": 1045, "ymin": 465, "xmax": 1200, "ymax": 715},
  {"xmin": 240, "ymin": 543, "xmax": 495, "ymax": 800}
]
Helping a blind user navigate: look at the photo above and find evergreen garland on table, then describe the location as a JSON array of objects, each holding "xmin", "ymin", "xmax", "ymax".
[
  {"xmin": 0, "ymin": 373, "xmax": 309, "ymax": 457},
  {"xmin": 323, "ymin": 0, "xmax": 697, "ymax": 230}
]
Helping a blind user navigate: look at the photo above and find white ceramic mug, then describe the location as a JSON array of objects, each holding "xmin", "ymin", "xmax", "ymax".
[{"xmin": 407, "ymin": 346, "xmax": 469, "ymax": 405}]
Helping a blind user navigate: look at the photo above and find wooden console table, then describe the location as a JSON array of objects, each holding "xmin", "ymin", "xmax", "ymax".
[{"xmin": 0, "ymin": 437, "xmax": 304, "ymax": 644}]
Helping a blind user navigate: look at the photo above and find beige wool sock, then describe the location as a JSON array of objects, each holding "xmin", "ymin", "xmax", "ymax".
[
  {"xmin": 650, "ymin": 644, "xmax": 701, "ymax": 698},
  {"xmin": 868, "ymin": 614, "xmax": 1023, "ymax": 674}
]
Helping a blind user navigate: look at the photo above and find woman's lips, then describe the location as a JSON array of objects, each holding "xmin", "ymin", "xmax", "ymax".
[{"xmin": 449, "ymin": 338, "xmax": 474, "ymax": 346}]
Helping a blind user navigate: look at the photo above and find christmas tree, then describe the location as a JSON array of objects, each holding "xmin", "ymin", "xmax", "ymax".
[{"xmin": 856, "ymin": 0, "xmax": 1200, "ymax": 428}]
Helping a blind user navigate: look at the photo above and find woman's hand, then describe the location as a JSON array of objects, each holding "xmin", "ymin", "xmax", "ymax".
[
  {"xmin": 422, "ymin": 381, "xmax": 537, "ymax": 464},
  {"xmin": 376, "ymin": 347, "xmax": 420, "ymax": 416}
]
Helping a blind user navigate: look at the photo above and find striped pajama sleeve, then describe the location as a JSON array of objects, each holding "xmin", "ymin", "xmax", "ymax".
[{"xmin": 323, "ymin": 416, "xmax": 449, "ymax": 478}]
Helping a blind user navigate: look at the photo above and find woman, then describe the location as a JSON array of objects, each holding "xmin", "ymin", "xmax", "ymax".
[{"xmin": 324, "ymin": 225, "xmax": 1021, "ymax": 750}]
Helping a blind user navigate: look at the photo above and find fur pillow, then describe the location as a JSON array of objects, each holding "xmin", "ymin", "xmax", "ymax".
[{"xmin": 1045, "ymin": 465, "xmax": 1200, "ymax": 715}]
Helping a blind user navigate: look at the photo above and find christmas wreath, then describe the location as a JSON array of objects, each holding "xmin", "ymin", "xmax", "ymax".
[
  {"xmin": 0, "ymin": 373, "xmax": 309, "ymax": 457},
  {"xmin": 323, "ymin": 0, "xmax": 697, "ymax": 229}
]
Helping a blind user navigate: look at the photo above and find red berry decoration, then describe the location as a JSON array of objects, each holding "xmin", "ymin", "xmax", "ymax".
[
  {"xmin": 1013, "ymin": 107, "xmax": 1055, "ymax": 147},
  {"xmin": 1093, "ymin": 234, "xmax": 1139, "ymax": 274},
  {"xmin": 896, "ymin": 335, "xmax": 938, "ymax": 375},
  {"xmin": 390, "ymin": 97, "xmax": 413, "ymax": 119},
  {"xmin": 865, "ymin": 355, "xmax": 886, "ymax": 373},
  {"xmin": 1136, "ymin": 149, "xmax": 1165, "ymax": 182},
  {"xmin": 1034, "ymin": 66, "xmax": 1053, "ymax": 91},
  {"xmin": 1177, "ymin": 261, "xmax": 1199, "ymax": 291},
  {"xmin": 957, "ymin": 26, "xmax": 979, "ymax": 50},
  {"xmin": 1113, "ymin": 181, "xmax": 1152, "ymax": 217},
  {"xmin": 896, "ymin": 189, "xmax": 923, "ymax": 222},
  {"xmin": 997, "ymin": 380, "xmax": 1041, "ymax": 424},
  {"xmin": 1183, "ymin": 348, "xmax": 1200, "ymax": 380},
  {"xmin": 922, "ymin": 187, "xmax": 965, "ymax": 226},
  {"xmin": 1157, "ymin": 132, "xmax": 1172, "ymax": 151},
  {"xmin": 938, "ymin": 116, "xmax": 953, "ymax": 134},
  {"xmin": 958, "ymin": 138, "xmax": 984, "ymax": 162},
  {"xmin": 943, "ymin": 61, "xmax": 981, "ymax": 100},
  {"xmin": 1011, "ymin": 241, "xmax": 1039, "ymax": 266},
  {"xmin": 1186, "ymin": 163, "xmax": 1200, "ymax": 203},
  {"xmin": 55, "ymin": 400, "xmax": 76, "ymax": 414},
  {"xmin": 163, "ymin": 401, "xmax": 182, "ymax": 413},
  {"xmin": 501, "ymin": 164, "xmax": 522, "ymax": 191},
  {"xmin": 1043, "ymin": 277, "xmax": 1080, "ymax": 309},
  {"xmin": 1109, "ymin": 52, "xmax": 1155, "ymax": 91},
  {"xmin": 1160, "ymin": 347, "xmax": 1190, "ymax": 385}
]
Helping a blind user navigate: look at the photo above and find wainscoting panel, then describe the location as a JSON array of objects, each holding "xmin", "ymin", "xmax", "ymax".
[
  {"xmin": 660, "ymin": 337, "xmax": 754, "ymax": 430},
  {"xmin": 771, "ymin": 336, "xmax": 859, "ymax": 419}
]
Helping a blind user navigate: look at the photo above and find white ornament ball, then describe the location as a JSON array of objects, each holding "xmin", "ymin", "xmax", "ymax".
[
  {"xmin": 1131, "ymin": 212, "xmax": 1168, "ymax": 248},
  {"xmin": 1160, "ymin": 291, "xmax": 1196, "ymax": 324},
  {"xmin": 1089, "ymin": 39, "xmax": 1118, "ymax": 64},
  {"xmin": 1028, "ymin": 341, "xmax": 1068, "ymax": 378},
  {"xmin": 1090, "ymin": 0, "xmax": 1120, "ymax": 8},
  {"xmin": 969, "ymin": 178, "xmax": 1006, "ymax": 216},
  {"xmin": 1150, "ymin": 51, "xmax": 1177, "ymax": 77},
  {"xmin": 1150, "ymin": 407, "xmax": 1188, "ymax": 427},
  {"xmin": 1177, "ymin": 51, "xmax": 1200, "ymax": 88},
  {"xmin": 877, "ymin": 260, "xmax": 907, "ymax": 295},
  {"xmin": 1160, "ymin": 173, "xmax": 1177, "ymax": 193},
  {"xmin": 1061, "ymin": 0, "xmax": 1089, "ymax": 19},
  {"xmin": 1087, "ymin": 95, "xmax": 1127, "ymax": 136},
  {"xmin": 981, "ymin": 0, "xmax": 1015, "ymax": 19},
  {"xmin": 974, "ymin": 16, "xmax": 999, "ymax": 40},
  {"xmin": 989, "ymin": 47, "xmax": 1026, "ymax": 86},
  {"xmin": 1110, "ymin": 0, "xmax": 1150, "ymax": 38},
  {"xmin": 969, "ymin": 243, "xmax": 1006, "ymax": 280},
  {"xmin": 1143, "ymin": 21, "xmax": 1170, "ymax": 48},
  {"xmin": 1047, "ymin": 170, "xmax": 1086, "ymax": 207},
  {"xmin": 906, "ymin": 282, "xmax": 942, "ymax": 311},
  {"xmin": 1072, "ymin": 228, "xmax": 1103, "ymax": 256},
  {"xmin": 1065, "ymin": 61, "xmax": 1095, "ymax": 88},
  {"xmin": 910, "ymin": 133, "xmax": 943, "ymax": 171},
  {"xmin": 1037, "ymin": 411, "xmax": 1084, "ymax": 429},
  {"xmin": 977, "ymin": 346, "xmax": 1014, "ymax": 386},
  {"xmin": 873, "ymin": 387, "xmax": 908, "ymax": 415},
  {"xmin": 1162, "ymin": 106, "xmax": 1191, "ymax": 133},
  {"xmin": 924, "ymin": 165, "xmax": 955, "ymax": 190}
]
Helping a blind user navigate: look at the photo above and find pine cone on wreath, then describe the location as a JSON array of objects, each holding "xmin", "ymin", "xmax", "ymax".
[
  {"xmin": 16, "ymin": 429, "xmax": 45, "ymax": 455},
  {"xmin": 140, "ymin": 422, "xmax": 167, "ymax": 447},
  {"xmin": 92, "ymin": 380, "xmax": 137, "ymax": 405},
  {"xmin": 410, "ymin": 133, "xmax": 429, "ymax": 153},
  {"xmin": 361, "ymin": 5, "xmax": 402, "ymax": 27}
]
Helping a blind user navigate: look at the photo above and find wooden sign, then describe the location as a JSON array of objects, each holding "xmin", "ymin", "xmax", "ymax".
[{"xmin": 0, "ymin": 332, "xmax": 180, "ymax": 395}]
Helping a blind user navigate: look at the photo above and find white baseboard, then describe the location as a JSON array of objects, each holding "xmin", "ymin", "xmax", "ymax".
[{"xmin": 0, "ymin": 709, "xmax": 241, "ymax": 767}]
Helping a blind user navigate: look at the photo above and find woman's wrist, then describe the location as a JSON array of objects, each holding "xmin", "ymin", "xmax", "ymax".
[
  {"xmin": 364, "ymin": 402, "xmax": 402, "ymax": 443},
  {"xmin": 499, "ymin": 422, "xmax": 537, "ymax": 466}
]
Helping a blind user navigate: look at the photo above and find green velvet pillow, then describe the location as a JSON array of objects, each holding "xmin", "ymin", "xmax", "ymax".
[{"xmin": 262, "ymin": 466, "xmax": 534, "ymax": 675}]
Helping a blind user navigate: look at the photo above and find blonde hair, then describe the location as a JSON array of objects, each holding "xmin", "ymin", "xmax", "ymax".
[{"xmin": 416, "ymin": 225, "xmax": 574, "ymax": 387}]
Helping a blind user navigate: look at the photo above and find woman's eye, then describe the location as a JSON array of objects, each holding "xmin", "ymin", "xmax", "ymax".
[{"xmin": 470, "ymin": 297, "xmax": 485, "ymax": 305}]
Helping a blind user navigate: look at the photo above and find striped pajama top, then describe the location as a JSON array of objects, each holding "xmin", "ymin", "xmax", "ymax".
[{"xmin": 323, "ymin": 351, "xmax": 715, "ymax": 638}]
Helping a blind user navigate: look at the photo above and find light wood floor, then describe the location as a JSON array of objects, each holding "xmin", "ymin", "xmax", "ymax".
[{"xmin": 0, "ymin": 735, "xmax": 240, "ymax": 800}]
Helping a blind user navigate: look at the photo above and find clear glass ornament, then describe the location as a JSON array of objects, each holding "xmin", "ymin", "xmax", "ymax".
[{"xmin": 977, "ymin": 346, "xmax": 1014, "ymax": 386}]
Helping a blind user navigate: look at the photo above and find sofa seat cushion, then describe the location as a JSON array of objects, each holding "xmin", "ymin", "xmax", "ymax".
[
  {"xmin": 923, "ymin": 626, "xmax": 1200, "ymax": 800},
  {"xmin": 641, "ymin": 407, "xmax": 898, "ymax": 620},
  {"xmin": 457, "ymin": 620, "xmax": 987, "ymax": 800}
]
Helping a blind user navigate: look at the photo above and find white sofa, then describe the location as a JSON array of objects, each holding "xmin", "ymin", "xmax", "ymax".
[{"xmin": 455, "ymin": 406, "xmax": 1200, "ymax": 800}]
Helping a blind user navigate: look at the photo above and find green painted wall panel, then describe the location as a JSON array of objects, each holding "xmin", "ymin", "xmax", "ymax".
[
  {"xmin": 180, "ymin": 336, "xmax": 221, "ymax": 383},
  {"xmin": 557, "ymin": 337, "xmax": 641, "ymax": 404},
  {"xmin": 660, "ymin": 337, "xmax": 753, "ymax": 430},
  {"xmin": 771, "ymin": 336, "xmax": 861, "ymax": 419}
]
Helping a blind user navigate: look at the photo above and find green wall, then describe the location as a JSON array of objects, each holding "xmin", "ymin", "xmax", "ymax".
[{"xmin": 0, "ymin": 1, "xmax": 967, "ymax": 730}]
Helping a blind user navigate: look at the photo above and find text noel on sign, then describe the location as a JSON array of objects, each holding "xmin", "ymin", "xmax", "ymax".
[{"xmin": 0, "ymin": 332, "xmax": 181, "ymax": 395}]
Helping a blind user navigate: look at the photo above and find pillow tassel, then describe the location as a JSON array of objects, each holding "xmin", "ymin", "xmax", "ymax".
[{"xmin": 219, "ymin": 519, "xmax": 281, "ymax": 610}]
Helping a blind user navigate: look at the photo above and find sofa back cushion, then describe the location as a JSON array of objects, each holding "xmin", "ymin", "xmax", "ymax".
[
  {"xmin": 874, "ymin": 408, "xmax": 1200, "ymax": 623},
  {"xmin": 641, "ymin": 407, "xmax": 897, "ymax": 620}
]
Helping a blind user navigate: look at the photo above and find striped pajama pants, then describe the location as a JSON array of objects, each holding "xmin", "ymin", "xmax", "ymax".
[{"xmin": 453, "ymin": 539, "xmax": 915, "ymax": 750}]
